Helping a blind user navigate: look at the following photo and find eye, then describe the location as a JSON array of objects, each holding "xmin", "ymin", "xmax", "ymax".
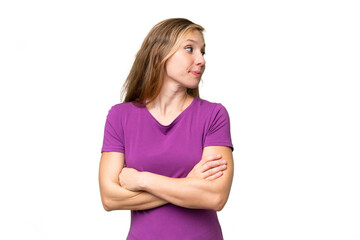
[
  {"xmin": 185, "ymin": 46, "xmax": 193, "ymax": 53},
  {"xmin": 201, "ymin": 51, "xmax": 206, "ymax": 56}
]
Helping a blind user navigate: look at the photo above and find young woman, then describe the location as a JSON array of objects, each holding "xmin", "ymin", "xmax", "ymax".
[{"xmin": 99, "ymin": 18, "xmax": 234, "ymax": 240}]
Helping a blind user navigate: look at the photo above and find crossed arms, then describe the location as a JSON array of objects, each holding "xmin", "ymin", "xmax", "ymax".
[{"xmin": 99, "ymin": 146, "xmax": 234, "ymax": 211}]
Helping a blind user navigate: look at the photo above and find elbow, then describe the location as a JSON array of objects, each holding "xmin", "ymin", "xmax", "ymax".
[
  {"xmin": 101, "ymin": 194, "xmax": 130, "ymax": 211},
  {"xmin": 211, "ymin": 194, "xmax": 228, "ymax": 212},
  {"xmin": 214, "ymin": 202, "xmax": 225, "ymax": 212},
  {"xmin": 101, "ymin": 197, "xmax": 114, "ymax": 212},
  {"xmin": 212, "ymin": 202, "xmax": 225, "ymax": 212}
]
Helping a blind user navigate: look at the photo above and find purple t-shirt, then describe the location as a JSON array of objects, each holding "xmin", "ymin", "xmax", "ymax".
[{"xmin": 101, "ymin": 97, "xmax": 233, "ymax": 240}]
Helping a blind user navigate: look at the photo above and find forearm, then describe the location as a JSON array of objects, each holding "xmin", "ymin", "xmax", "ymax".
[
  {"xmin": 118, "ymin": 148, "xmax": 233, "ymax": 211},
  {"xmin": 139, "ymin": 172, "xmax": 224, "ymax": 211},
  {"xmin": 99, "ymin": 152, "xmax": 168, "ymax": 211},
  {"xmin": 100, "ymin": 182, "xmax": 167, "ymax": 211}
]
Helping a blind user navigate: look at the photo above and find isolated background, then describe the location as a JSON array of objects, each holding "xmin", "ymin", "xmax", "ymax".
[{"xmin": 1, "ymin": 0, "xmax": 359, "ymax": 239}]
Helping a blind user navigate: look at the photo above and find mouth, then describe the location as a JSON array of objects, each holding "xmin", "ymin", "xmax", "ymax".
[{"xmin": 190, "ymin": 71, "xmax": 202, "ymax": 77}]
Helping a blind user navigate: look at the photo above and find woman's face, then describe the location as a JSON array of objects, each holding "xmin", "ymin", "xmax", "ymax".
[{"xmin": 164, "ymin": 30, "xmax": 206, "ymax": 89}]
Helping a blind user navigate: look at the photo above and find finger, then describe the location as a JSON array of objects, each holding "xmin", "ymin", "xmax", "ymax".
[
  {"xmin": 205, "ymin": 171, "xmax": 223, "ymax": 181},
  {"xmin": 201, "ymin": 154, "xmax": 222, "ymax": 164},
  {"xmin": 200, "ymin": 159, "xmax": 227, "ymax": 173},
  {"xmin": 202, "ymin": 164, "xmax": 227, "ymax": 179}
]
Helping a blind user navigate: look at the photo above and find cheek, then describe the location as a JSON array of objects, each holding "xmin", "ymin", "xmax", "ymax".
[
  {"xmin": 165, "ymin": 51, "xmax": 194, "ymax": 76},
  {"xmin": 165, "ymin": 62, "xmax": 180, "ymax": 76},
  {"xmin": 166, "ymin": 60, "xmax": 188, "ymax": 75}
]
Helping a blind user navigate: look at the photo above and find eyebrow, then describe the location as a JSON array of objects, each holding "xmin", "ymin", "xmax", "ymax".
[{"xmin": 185, "ymin": 39, "xmax": 206, "ymax": 48}]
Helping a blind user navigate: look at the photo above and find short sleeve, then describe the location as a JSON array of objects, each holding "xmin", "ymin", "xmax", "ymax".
[
  {"xmin": 101, "ymin": 105, "xmax": 125, "ymax": 153},
  {"xmin": 204, "ymin": 104, "xmax": 234, "ymax": 151}
]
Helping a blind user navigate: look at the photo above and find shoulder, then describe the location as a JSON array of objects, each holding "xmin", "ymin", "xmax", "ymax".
[
  {"xmin": 105, "ymin": 102, "xmax": 141, "ymax": 124},
  {"xmin": 107, "ymin": 102, "xmax": 138, "ymax": 115},
  {"xmin": 195, "ymin": 98, "xmax": 232, "ymax": 129},
  {"xmin": 198, "ymin": 98, "xmax": 233, "ymax": 150},
  {"xmin": 195, "ymin": 97, "xmax": 230, "ymax": 117},
  {"xmin": 108, "ymin": 101, "xmax": 136, "ymax": 112}
]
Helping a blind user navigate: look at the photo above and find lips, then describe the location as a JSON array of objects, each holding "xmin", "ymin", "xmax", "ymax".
[{"xmin": 191, "ymin": 71, "xmax": 202, "ymax": 77}]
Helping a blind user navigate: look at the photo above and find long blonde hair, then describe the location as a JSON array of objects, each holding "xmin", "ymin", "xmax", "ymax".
[{"xmin": 121, "ymin": 18, "xmax": 205, "ymax": 105}]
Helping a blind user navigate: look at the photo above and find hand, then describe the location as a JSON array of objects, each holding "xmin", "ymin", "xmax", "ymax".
[
  {"xmin": 119, "ymin": 167, "xmax": 142, "ymax": 192},
  {"xmin": 187, "ymin": 154, "xmax": 227, "ymax": 180}
]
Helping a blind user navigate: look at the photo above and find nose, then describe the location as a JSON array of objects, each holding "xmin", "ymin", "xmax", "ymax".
[{"xmin": 195, "ymin": 53, "xmax": 205, "ymax": 67}]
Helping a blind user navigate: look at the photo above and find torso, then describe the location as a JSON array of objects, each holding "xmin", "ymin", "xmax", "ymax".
[{"xmin": 102, "ymin": 97, "xmax": 232, "ymax": 240}]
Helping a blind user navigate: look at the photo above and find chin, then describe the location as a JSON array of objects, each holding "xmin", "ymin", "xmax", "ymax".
[
  {"xmin": 186, "ymin": 84, "xmax": 200, "ymax": 89},
  {"xmin": 185, "ymin": 79, "xmax": 201, "ymax": 89}
]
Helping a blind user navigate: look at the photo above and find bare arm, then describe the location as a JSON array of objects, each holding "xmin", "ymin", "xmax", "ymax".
[
  {"xmin": 120, "ymin": 146, "xmax": 234, "ymax": 211},
  {"xmin": 99, "ymin": 151, "xmax": 227, "ymax": 211},
  {"xmin": 99, "ymin": 152, "xmax": 167, "ymax": 211}
]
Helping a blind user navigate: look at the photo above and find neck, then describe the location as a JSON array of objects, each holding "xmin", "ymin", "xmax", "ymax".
[{"xmin": 146, "ymin": 82, "xmax": 192, "ymax": 116}]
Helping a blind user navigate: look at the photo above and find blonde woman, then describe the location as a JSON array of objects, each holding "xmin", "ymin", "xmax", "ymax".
[{"xmin": 99, "ymin": 18, "xmax": 234, "ymax": 240}]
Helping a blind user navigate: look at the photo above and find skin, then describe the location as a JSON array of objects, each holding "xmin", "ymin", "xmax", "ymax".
[
  {"xmin": 119, "ymin": 146, "xmax": 233, "ymax": 211},
  {"xmin": 99, "ymin": 152, "xmax": 227, "ymax": 211},
  {"xmin": 145, "ymin": 30, "xmax": 206, "ymax": 124},
  {"xmin": 99, "ymin": 30, "xmax": 234, "ymax": 212}
]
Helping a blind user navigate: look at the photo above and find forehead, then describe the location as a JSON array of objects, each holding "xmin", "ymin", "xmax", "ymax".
[{"xmin": 182, "ymin": 30, "xmax": 205, "ymax": 47}]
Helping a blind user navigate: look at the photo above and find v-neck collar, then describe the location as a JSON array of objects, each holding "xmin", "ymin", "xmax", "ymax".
[{"xmin": 144, "ymin": 97, "xmax": 197, "ymax": 133}]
